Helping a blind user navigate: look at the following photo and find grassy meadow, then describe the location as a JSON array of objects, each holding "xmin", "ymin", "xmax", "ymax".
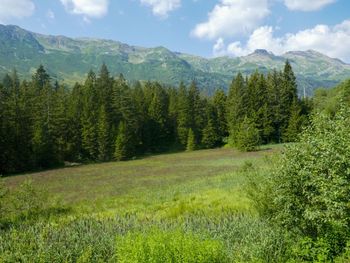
[{"xmin": 0, "ymin": 146, "xmax": 289, "ymax": 262}]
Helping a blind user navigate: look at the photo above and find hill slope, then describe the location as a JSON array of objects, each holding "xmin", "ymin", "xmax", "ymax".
[{"xmin": 1, "ymin": 24, "xmax": 350, "ymax": 95}]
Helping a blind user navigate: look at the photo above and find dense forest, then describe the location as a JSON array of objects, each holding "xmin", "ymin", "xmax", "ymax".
[{"xmin": 0, "ymin": 61, "xmax": 311, "ymax": 174}]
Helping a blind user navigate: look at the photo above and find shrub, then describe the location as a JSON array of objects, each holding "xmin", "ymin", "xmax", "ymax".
[
  {"xmin": 11, "ymin": 179, "xmax": 48, "ymax": 219},
  {"xmin": 266, "ymin": 107, "xmax": 350, "ymax": 259},
  {"xmin": 115, "ymin": 228, "xmax": 228, "ymax": 263}
]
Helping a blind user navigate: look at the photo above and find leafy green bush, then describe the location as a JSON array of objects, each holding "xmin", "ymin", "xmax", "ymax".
[
  {"xmin": 289, "ymin": 237, "xmax": 330, "ymax": 263},
  {"xmin": 115, "ymin": 228, "xmax": 228, "ymax": 263},
  {"xmin": 11, "ymin": 179, "xmax": 48, "ymax": 219},
  {"xmin": 264, "ymin": 107, "xmax": 350, "ymax": 259}
]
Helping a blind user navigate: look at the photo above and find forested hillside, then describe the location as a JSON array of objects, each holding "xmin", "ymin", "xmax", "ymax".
[{"xmin": 0, "ymin": 61, "xmax": 310, "ymax": 174}]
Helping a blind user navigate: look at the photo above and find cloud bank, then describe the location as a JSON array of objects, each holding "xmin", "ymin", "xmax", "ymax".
[
  {"xmin": 192, "ymin": 0, "xmax": 270, "ymax": 39},
  {"xmin": 60, "ymin": 0, "xmax": 109, "ymax": 18},
  {"xmin": 213, "ymin": 20, "xmax": 350, "ymax": 62},
  {"xmin": 140, "ymin": 0, "xmax": 181, "ymax": 18},
  {"xmin": 0, "ymin": 0, "xmax": 35, "ymax": 22},
  {"xmin": 283, "ymin": 0, "xmax": 336, "ymax": 11}
]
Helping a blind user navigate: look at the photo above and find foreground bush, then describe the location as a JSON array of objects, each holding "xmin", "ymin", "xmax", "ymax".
[
  {"xmin": 115, "ymin": 228, "xmax": 228, "ymax": 263},
  {"xmin": 261, "ymin": 107, "xmax": 350, "ymax": 259}
]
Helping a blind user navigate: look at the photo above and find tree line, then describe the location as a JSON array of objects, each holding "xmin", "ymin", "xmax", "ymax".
[{"xmin": 0, "ymin": 61, "xmax": 311, "ymax": 174}]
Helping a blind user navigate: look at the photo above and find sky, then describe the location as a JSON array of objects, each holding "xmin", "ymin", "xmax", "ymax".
[{"xmin": 1, "ymin": 0, "xmax": 350, "ymax": 62}]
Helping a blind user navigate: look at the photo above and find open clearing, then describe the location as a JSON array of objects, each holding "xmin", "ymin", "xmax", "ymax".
[
  {"xmin": 4, "ymin": 146, "xmax": 278, "ymax": 216},
  {"xmin": 1, "ymin": 146, "xmax": 286, "ymax": 262}
]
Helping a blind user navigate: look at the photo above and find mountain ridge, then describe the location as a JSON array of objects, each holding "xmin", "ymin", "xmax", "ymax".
[{"xmin": 1, "ymin": 24, "xmax": 350, "ymax": 95}]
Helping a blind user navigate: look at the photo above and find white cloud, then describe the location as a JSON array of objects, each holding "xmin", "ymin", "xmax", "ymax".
[
  {"xmin": 46, "ymin": 9, "xmax": 55, "ymax": 20},
  {"xmin": 60, "ymin": 0, "xmax": 109, "ymax": 18},
  {"xmin": 140, "ymin": 0, "xmax": 181, "ymax": 18},
  {"xmin": 284, "ymin": 0, "xmax": 336, "ymax": 11},
  {"xmin": 214, "ymin": 20, "xmax": 350, "ymax": 62},
  {"xmin": 192, "ymin": 0, "xmax": 270, "ymax": 40},
  {"xmin": 0, "ymin": 0, "xmax": 35, "ymax": 22},
  {"xmin": 213, "ymin": 38, "xmax": 226, "ymax": 56}
]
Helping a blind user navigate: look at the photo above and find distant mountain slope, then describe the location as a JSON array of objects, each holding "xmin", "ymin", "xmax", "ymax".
[{"xmin": 1, "ymin": 24, "xmax": 350, "ymax": 95}]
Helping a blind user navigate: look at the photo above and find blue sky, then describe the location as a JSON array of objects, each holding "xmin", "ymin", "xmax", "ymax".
[{"xmin": 1, "ymin": 0, "xmax": 350, "ymax": 61}]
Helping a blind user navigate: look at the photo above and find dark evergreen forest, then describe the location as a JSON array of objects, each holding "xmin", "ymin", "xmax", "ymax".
[{"xmin": 0, "ymin": 61, "xmax": 311, "ymax": 174}]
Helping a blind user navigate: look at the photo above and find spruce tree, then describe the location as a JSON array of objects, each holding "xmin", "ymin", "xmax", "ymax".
[
  {"xmin": 280, "ymin": 60, "xmax": 298, "ymax": 138},
  {"xmin": 283, "ymin": 100, "xmax": 302, "ymax": 142},
  {"xmin": 202, "ymin": 103, "xmax": 220, "ymax": 149},
  {"xmin": 202, "ymin": 119, "xmax": 219, "ymax": 149},
  {"xmin": 97, "ymin": 105, "xmax": 111, "ymax": 161},
  {"xmin": 176, "ymin": 82, "xmax": 190, "ymax": 147},
  {"xmin": 114, "ymin": 121, "xmax": 129, "ymax": 161},
  {"xmin": 213, "ymin": 89, "xmax": 228, "ymax": 139},
  {"xmin": 188, "ymin": 81, "xmax": 205, "ymax": 143},
  {"xmin": 32, "ymin": 64, "xmax": 50, "ymax": 92},
  {"xmin": 81, "ymin": 71, "xmax": 99, "ymax": 160},
  {"xmin": 66, "ymin": 83, "xmax": 84, "ymax": 161},
  {"xmin": 186, "ymin": 128, "xmax": 196, "ymax": 151},
  {"xmin": 227, "ymin": 73, "xmax": 246, "ymax": 146},
  {"xmin": 236, "ymin": 117, "xmax": 260, "ymax": 152},
  {"xmin": 112, "ymin": 74, "xmax": 138, "ymax": 156},
  {"xmin": 148, "ymin": 83, "xmax": 169, "ymax": 151}
]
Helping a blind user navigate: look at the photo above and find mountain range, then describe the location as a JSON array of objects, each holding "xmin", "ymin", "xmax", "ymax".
[{"xmin": 1, "ymin": 24, "xmax": 350, "ymax": 95}]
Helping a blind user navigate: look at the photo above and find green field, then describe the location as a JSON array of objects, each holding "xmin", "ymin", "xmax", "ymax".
[{"xmin": 1, "ymin": 146, "xmax": 288, "ymax": 262}]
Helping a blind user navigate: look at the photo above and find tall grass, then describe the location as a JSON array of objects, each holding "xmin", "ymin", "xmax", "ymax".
[{"xmin": 0, "ymin": 147, "xmax": 292, "ymax": 262}]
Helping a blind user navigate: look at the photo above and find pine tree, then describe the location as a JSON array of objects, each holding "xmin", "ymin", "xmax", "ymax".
[
  {"xmin": 227, "ymin": 72, "xmax": 246, "ymax": 146},
  {"xmin": 132, "ymin": 81, "xmax": 148, "ymax": 154},
  {"xmin": 66, "ymin": 83, "xmax": 84, "ymax": 161},
  {"xmin": 186, "ymin": 128, "xmax": 196, "ymax": 151},
  {"xmin": 32, "ymin": 64, "xmax": 50, "ymax": 92},
  {"xmin": 114, "ymin": 121, "xmax": 129, "ymax": 161},
  {"xmin": 112, "ymin": 74, "xmax": 138, "ymax": 156},
  {"xmin": 236, "ymin": 117, "xmax": 260, "ymax": 152},
  {"xmin": 81, "ymin": 71, "xmax": 99, "ymax": 160},
  {"xmin": 213, "ymin": 89, "xmax": 228, "ymax": 139},
  {"xmin": 97, "ymin": 105, "xmax": 111, "ymax": 161},
  {"xmin": 188, "ymin": 81, "xmax": 205, "ymax": 143},
  {"xmin": 283, "ymin": 100, "xmax": 302, "ymax": 142},
  {"xmin": 148, "ymin": 83, "xmax": 169, "ymax": 151},
  {"xmin": 280, "ymin": 60, "xmax": 298, "ymax": 138},
  {"xmin": 176, "ymin": 82, "xmax": 190, "ymax": 147},
  {"xmin": 201, "ymin": 103, "xmax": 220, "ymax": 149},
  {"xmin": 202, "ymin": 119, "xmax": 219, "ymax": 149},
  {"xmin": 267, "ymin": 70, "xmax": 284, "ymax": 143}
]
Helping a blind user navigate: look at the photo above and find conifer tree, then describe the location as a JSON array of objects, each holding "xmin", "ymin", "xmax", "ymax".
[
  {"xmin": 32, "ymin": 64, "xmax": 50, "ymax": 92},
  {"xmin": 176, "ymin": 82, "xmax": 190, "ymax": 147},
  {"xmin": 112, "ymin": 74, "xmax": 138, "ymax": 155},
  {"xmin": 227, "ymin": 73, "xmax": 246, "ymax": 145},
  {"xmin": 66, "ymin": 83, "xmax": 84, "ymax": 161},
  {"xmin": 132, "ymin": 81, "xmax": 148, "ymax": 154},
  {"xmin": 188, "ymin": 81, "xmax": 205, "ymax": 143},
  {"xmin": 280, "ymin": 60, "xmax": 298, "ymax": 137},
  {"xmin": 236, "ymin": 117, "xmax": 260, "ymax": 152},
  {"xmin": 81, "ymin": 71, "xmax": 99, "ymax": 160},
  {"xmin": 283, "ymin": 100, "xmax": 303, "ymax": 142},
  {"xmin": 148, "ymin": 83, "xmax": 169, "ymax": 150},
  {"xmin": 267, "ymin": 70, "xmax": 284, "ymax": 142},
  {"xmin": 213, "ymin": 89, "xmax": 228, "ymax": 139},
  {"xmin": 97, "ymin": 105, "xmax": 111, "ymax": 161},
  {"xmin": 186, "ymin": 128, "xmax": 196, "ymax": 151},
  {"xmin": 114, "ymin": 121, "xmax": 129, "ymax": 161},
  {"xmin": 202, "ymin": 119, "xmax": 219, "ymax": 149}
]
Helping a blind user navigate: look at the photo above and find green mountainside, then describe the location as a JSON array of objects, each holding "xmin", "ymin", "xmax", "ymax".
[{"xmin": 1, "ymin": 24, "xmax": 350, "ymax": 94}]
